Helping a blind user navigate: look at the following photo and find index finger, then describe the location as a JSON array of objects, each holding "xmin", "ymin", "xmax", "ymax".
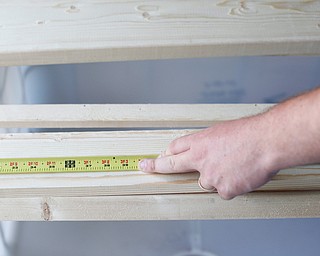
[{"xmin": 139, "ymin": 151, "xmax": 195, "ymax": 174}]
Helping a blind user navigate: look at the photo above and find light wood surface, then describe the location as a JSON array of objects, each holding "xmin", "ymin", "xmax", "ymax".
[
  {"xmin": 0, "ymin": 103, "xmax": 320, "ymax": 220},
  {"xmin": 1, "ymin": 192, "xmax": 320, "ymax": 221},
  {"xmin": 1, "ymin": 1, "xmax": 319, "ymax": 221},
  {"xmin": 0, "ymin": 104, "xmax": 271, "ymax": 128},
  {"xmin": 0, "ymin": 130, "xmax": 319, "ymax": 199},
  {"xmin": 1, "ymin": 0, "xmax": 320, "ymax": 66}
]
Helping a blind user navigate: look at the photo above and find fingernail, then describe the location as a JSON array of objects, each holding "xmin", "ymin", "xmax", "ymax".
[{"xmin": 139, "ymin": 160, "xmax": 146, "ymax": 170}]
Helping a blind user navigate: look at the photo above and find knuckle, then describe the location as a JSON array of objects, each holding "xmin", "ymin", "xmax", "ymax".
[
  {"xmin": 148, "ymin": 159, "xmax": 156, "ymax": 171},
  {"xmin": 169, "ymin": 156, "xmax": 176, "ymax": 171},
  {"xmin": 202, "ymin": 169, "xmax": 216, "ymax": 184},
  {"xmin": 218, "ymin": 184, "xmax": 235, "ymax": 200},
  {"xmin": 199, "ymin": 171, "xmax": 211, "ymax": 184}
]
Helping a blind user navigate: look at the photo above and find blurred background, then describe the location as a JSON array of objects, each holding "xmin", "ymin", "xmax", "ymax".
[{"xmin": 0, "ymin": 55, "xmax": 320, "ymax": 256}]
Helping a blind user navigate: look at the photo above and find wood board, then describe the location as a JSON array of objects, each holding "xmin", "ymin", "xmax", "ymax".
[
  {"xmin": 0, "ymin": 104, "xmax": 271, "ymax": 128},
  {"xmin": 0, "ymin": 129, "xmax": 319, "ymax": 199},
  {"xmin": 1, "ymin": 192, "xmax": 320, "ymax": 221},
  {"xmin": 1, "ymin": 0, "xmax": 320, "ymax": 66},
  {"xmin": 0, "ymin": 103, "xmax": 320, "ymax": 220}
]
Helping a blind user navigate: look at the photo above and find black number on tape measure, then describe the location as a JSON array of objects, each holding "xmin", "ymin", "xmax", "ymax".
[{"xmin": 65, "ymin": 160, "xmax": 76, "ymax": 168}]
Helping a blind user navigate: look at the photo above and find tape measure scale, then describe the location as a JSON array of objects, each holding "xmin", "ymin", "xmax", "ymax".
[{"xmin": 0, "ymin": 155, "xmax": 157, "ymax": 174}]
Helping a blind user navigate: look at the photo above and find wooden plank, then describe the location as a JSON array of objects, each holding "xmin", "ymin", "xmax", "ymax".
[
  {"xmin": 0, "ymin": 105, "xmax": 319, "ymax": 220},
  {"xmin": 0, "ymin": 166, "xmax": 320, "ymax": 198},
  {"xmin": 1, "ymin": 192, "xmax": 320, "ymax": 221},
  {"xmin": 1, "ymin": 0, "xmax": 320, "ymax": 66},
  {"xmin": 0, "ymin": 130, "xmax": 319, "ymax": 199},
  {"xmin": 0, "ymin": 104, "xmax": 271, "ymax": 128}
]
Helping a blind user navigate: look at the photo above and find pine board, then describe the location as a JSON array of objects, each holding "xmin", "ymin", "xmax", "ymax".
[
  {"xmin": 1, "ymin": 0, "xmax": 320, "ymax": 66},
  {"xmin": 1, "ymin": 192, "xmax": 320, "ymax": 221},
  {"xmin": 0, "ymin": 130, "xmax": 319, "ymax": 199},
  {"xmin": 0, "ymin": 103, "xmax": 320, "ymax": 220},
  {"xmin": 0, "ymin": 104, "xmax": 271, "ymax": 128}
]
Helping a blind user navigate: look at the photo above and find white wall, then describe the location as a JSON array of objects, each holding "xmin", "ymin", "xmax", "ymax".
[{"xmin": 13, "ymin": 219, "xmax": 320, "ymax": 256}]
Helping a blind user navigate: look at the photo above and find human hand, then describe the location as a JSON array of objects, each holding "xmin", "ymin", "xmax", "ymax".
[{"xmin": 139, "ymin": 116, "xmax": 278, "ymax": 200}]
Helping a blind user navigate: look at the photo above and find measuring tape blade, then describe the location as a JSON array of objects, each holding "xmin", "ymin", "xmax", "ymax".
[{"xmin": 0, "ymin": 155, "xmax": 157, "ymax": 174}]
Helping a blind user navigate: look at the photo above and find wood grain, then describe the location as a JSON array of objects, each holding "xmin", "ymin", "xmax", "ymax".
[
  {"xmin": 0, "ymin": 104, "xmax": 271, "ymax": 128},
  {"xmin": 1, "ymin": 192, "xmax": 320, "ymax": 220},
  {"xmin": 1, "ymin": 0, "xmax": 320, "ymax": 66}
]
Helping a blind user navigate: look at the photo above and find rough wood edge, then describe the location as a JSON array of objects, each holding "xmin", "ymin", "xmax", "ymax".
[{"xmin": 2, "ymin": 41, "xmax": 320, "ymax": 67}]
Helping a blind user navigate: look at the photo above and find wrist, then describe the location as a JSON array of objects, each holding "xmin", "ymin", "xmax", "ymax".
[
  {"xmin": 248, "ymin": 110, "xmax": 283, "ymax": 177},
  {"xmin": 256, "ymin": 104, "xmax": 301, "ymax": 173}
]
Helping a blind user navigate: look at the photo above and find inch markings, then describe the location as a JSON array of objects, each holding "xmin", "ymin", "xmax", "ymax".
[{"xmin": 0, "ymin": 155, "xmax": 157, "ymax": 174}]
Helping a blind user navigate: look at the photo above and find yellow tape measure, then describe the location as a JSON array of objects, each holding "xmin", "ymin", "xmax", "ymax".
[{"xmin": 0, "ymin": 155, "xmax": 157, "ymax": 174}]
